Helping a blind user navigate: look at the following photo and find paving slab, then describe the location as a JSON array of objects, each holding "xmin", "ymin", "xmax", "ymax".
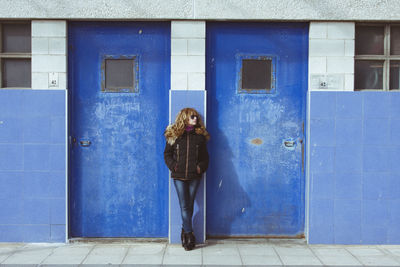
[
  {"xmin": 2, "ymin": 245, "xmax": 55, "ymax": 264},
  {"xmin": 82, "ymin": 245, "xmax": 129, "ymax": 264},
  {"xmin": 41, "ymin": 244, "xmax": 94, "ymax": 264},
  {"xmin": 241, "ymin": 254, "xmax": 282, "ymax": 265}
]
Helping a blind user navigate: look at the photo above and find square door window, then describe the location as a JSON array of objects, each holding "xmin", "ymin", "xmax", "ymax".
[
  {"xmin": 237, "ymin": 55, "xmax": 276, "ymax": 94},
  {"xmin": 101, "ymin": 56, "xmax": 138, "ymax": 93}
]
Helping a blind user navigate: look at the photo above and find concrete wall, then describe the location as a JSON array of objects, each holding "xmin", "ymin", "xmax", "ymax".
[
  {"xmin": 1, "ymin": 0, "xmax": 400, "ymax": 20},
  {"xmin": 309, "ymin": 22, "xmax": 355, "ymax": 91}
]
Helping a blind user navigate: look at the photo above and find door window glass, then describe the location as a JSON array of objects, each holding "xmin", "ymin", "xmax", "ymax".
[
  {"xmin": 102, "ymin": 56, "xmax": 138, "ymax": 93},
  {"xmin": 237, "ymin": 55, "xmax": 276, "ymax": 94}
]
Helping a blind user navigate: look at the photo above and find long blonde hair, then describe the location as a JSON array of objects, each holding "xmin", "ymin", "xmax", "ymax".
[{"xmin": 164, "ymin": 107, "xmax": 210, "ymax": 145}]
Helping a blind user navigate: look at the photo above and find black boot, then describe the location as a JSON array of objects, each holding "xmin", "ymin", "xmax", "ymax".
[
  {"xmin": 183, "ymin": 232, "xmax": 192, "ymax": 251},
  {"xmin": 180, "ymin": 228, "xmax": 186, "ymax": 247},
  {"xmin": 187, "ymin": 232, "xmax": 196, "ymax": 250}
]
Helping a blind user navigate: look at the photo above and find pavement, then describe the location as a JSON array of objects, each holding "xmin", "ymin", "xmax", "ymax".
[{"xmin": 0, "ymin": 238, "xmax": 400, "ymax": 266}]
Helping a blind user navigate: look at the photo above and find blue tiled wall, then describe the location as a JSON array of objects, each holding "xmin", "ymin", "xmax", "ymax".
[
  {"xmin": 308, "ymin": 91, "xmax": 400, "ymax": 244},
  {"xmin": 0, "ymin": 90, "xmax": 66, "ymax": 242}
]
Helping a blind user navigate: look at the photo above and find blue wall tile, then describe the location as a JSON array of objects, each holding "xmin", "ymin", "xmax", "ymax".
[
  {"xmin": 50, "ymin": 199, "xmax": 66, "ymax": 224},
  {"xmin": 363, "ymin": 92, "xmax": 390, "ymax": 119},
  {"xmin": 311, "ymin": 172, "xmax": 334, "ymax": 199},
  {"xmin": 48, "ymin": 171, "xmax": 66, "ymax": 198},
  {"xmin": 390, "ymin": 119, "xmax": 400, "ymax": 143},
  {"xmin": 51, "ymin": 116, "xmax": 66, "ymax": 144},
  {"xmin": 50, "ymin": 145, "xmax": 66, "ymax": 171},
  {"xmin": 386, "ymin": 173, "xmax": 400, "ymax": 200},
  {"xmin": 0, "ymin": 171, "xmax": 23, "ymax": 199},
  {"xmin": 335, "ymin": 172, "xmax": 362, "ymax": 200},
  {"xmin": 22, "ymin": 198, "xmax": 50, "ymax": 224},
  {"xmin": 24, "ymin": 144, "xmax": 51, "ymax": 171},
  {"xmin": 23, "ymin": 116, "xmax": 52, "ymax": 143},
  {"xmin": 310, "ymin": 91, "xmax": 336, "ymax": 119},
  {"xmin": 336, "ymin": 92, "xmax": 362, "ymax": 119},
  {"xmin": 387, "ymin": 227, "xmax": 400, "ymax": 244},
  {"xmin": 362, "ymin": 199, "xmax": 388, "ymax": 226},
  {"xmin": 310, "ymin": 146, "xmax": 335, "ymax": 173},
  {"xmin": 363, "ymin": 172, "xmax": 390, "ymax": 200},
  {"xmin": 310, "ymin": 119, "xmax": 335, "ymax": 146},
  {"xmin": 336, "ymin": 119, "xmax": 362, "ymax": 145},
  {"xmin": 389, "ymin": 146, "xmax": 400, "ymax": 173},
  {"xmin": 51, "ymin": 225, "xmax": 66, "ymax": 242},
  {"xmin": 21, "ymin": 225, "xmax": 50, "ymax": 242},
  {"xmin": 335, "ymin": 145, "xmax": 362, "ymax": 173},
  {"xmin": 363, "ymin": 119, "xmax": 390, "ymax": 145},
  {"xmin": 334, "ymin": 199, "xmax": 361, "ymax": 244},
  {"xmin": 363, "ymin": 146, "xmax": 390, "ymax": 172},
  {"xmin": 0, "ymin": 199, "xmax": 23, "ymax": 224},
  {"xmin": 387, "ymin": 199, "xmax": 400, "ymax": 244},
  {"xmin": 361, "ymin": 225, "xmax": 387, "ymax": 244},
  {"xmin": 22, "ymin": 90, "xmax": 65, "ymax": 117},
  {"xmin": 23, "ymin": 172, "xmax": 52, "ymax": 198},
  {"xmin": 0, "ymin": 144, "xmax": 23, "ymax": 171},
  {"xmin": 0, "ymin": 225, "xmax": 24, "ymax": 242},
  {"xmin": 390, "ymin": 93, "xmax": 400, "ymax": 118},
  {"xmin": 309, "ymin": 198, "xmax": 334, "ymax": 244},
  {"xmin": 0, "ymin": 90, "xmax": 25, "ymax": 117},
  {"xmin": 0, "ymin": 117, "xmax": 23, "ymax": 143}
]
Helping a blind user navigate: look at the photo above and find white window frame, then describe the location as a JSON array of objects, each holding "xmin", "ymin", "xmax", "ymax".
[{"xmin": 355, "ymin": 23, "xmax": 400, "ymax": 91}]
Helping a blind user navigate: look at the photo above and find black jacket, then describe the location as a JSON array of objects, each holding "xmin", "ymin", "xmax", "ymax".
[{"xmin": 164, "ymin": 129, "xmax": 209, "ymax": 180}]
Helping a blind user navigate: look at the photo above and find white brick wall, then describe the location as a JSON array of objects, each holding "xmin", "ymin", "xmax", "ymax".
[
  {"xmin": 171, "ymin": 21, "xmax": 205, "ymax": 90},
  {"xmin": 309, "ymin": 22, "xmax": 355, "ymax": 91},
  {"xmin": 31, "ymin": 20, "xmax": 67, "ymax": 90}
]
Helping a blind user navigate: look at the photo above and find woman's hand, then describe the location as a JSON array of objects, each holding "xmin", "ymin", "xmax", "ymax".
[{"xmin": 196, "ymin": 165, "xmax": 201, "ymax": 174}]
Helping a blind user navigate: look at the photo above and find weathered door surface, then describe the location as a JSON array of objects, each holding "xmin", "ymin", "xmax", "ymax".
[
  {"xmin": 68, "ymin": 22, "xmax": 170, "ymax": 237},
  {"xmin": 206, "ymin": 22, "xmax": 308, "ymax": 237}
]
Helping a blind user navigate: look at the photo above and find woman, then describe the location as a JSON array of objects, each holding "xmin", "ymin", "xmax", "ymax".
[{"xmin": 164, "ymin": 108, "xmax": 210, "ymax": 251}]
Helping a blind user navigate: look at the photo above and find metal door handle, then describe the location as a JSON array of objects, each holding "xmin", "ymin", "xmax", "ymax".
[
  {"xmin": 284, "ymin": 140, "xmax": 295, "ymax": 147},
  {"xmin": 80, "ymin": 140, "xmax": 91, "ymax": 147}
]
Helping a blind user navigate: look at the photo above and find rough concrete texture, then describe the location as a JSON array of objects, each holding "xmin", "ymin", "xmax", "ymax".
[
  {"xmin": 0, "ymin": 0, "xmax": 193, "ymax": 19},
  {"xmin": 1, "ymin": 0, "xmax": 400, "ymax": 20}
]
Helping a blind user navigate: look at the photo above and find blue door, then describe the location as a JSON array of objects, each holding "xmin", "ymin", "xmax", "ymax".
[
  {"xmin": 206, "ymin": 22, "xmax": 308, "ymax": 237},
  {"xmin": 68, "ymin": 22, "xmax": 170, "ymax": 237}
]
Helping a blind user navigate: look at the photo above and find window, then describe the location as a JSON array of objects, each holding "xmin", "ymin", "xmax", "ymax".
[
  {"xmin": 237, "ymin": 55, "xmax": 276, "ymax": 94},
  {"xmin": 101, "ymin": 56, "xmax": 138, "ymax": 93},
  {"xmin": 0, "ymin": 22, "xmax": 31, "ymax": 88},
  {"xmin": 355, "ymin": 24, "xmax": 400, "ymax": 90}
]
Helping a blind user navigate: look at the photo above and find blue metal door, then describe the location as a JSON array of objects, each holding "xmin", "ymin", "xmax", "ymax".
[
  {"xmin": 68, "ymin": 22, "xmax": 170, "ymax": 237},
  {"xmin": 206, "ymin": 22, "xmax": 308, "ymax": 237}
]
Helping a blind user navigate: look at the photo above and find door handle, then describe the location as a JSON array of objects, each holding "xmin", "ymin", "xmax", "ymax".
[
  {"xmin": 80, "ymin": 140, "xmax": 91, "ymax": 147},
  {"xmin": 284, "ymin": 140, "xmax": 295, "ymax": 147}
]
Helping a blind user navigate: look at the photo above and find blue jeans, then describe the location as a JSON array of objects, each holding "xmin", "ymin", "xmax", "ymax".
[{"xmin": 173, "ymin": 179, "xmax": 201, "ymax": 233}]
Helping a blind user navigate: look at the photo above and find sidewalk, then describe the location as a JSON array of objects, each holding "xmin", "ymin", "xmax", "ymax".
[{"xmin": 1, "ymin": 238, "xmax": 400, "ymax": 266}]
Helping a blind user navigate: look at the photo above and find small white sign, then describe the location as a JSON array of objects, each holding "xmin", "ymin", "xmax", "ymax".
[
  {"xmin": 49, "ymin": 72, "xmax": 59, "ymax": 88},
  {"xmin": 310, "ymin": 74, "xmax": 344, "ymax": 90}
]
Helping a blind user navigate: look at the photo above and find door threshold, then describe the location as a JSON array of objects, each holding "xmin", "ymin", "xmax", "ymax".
[{"xmin": 68, "ymin": 237, "xmax": 168, "ymax": 244}]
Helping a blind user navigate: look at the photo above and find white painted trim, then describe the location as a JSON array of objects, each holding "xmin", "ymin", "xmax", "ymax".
[
  {"xmin": 64, "ymin": 89, "xmax": 68, "ymax": 243},
  {"xmin": 168, "ymin": 89, "xmax": 172, "ymax": 244},
  {"xmin": 305, "ymin": 90, "xmax": 311, "ymax": 243},
  {"xmin": 203, "ymin": 89, "xmax": 207, "ymax": 242}
]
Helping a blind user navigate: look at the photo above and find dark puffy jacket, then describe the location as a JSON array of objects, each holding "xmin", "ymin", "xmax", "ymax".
[{"xmin": 164, "ymin": 129, "xmax": 209, "ymax": 180}]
